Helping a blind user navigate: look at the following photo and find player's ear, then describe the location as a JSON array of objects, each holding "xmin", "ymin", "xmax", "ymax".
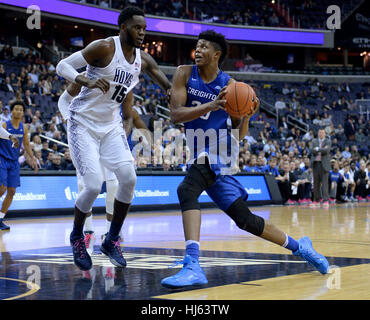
[{"xmin": 214, "ymin": 50, "xmax": 221, "ymax": 61}]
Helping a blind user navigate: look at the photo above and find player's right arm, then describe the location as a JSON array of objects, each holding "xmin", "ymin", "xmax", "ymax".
[
  {"xmin": 57, "ymin": 73, "xmax": 84, "ymax": 121},
  {"xmin": 56, "ymin": 39, "xmax": 111, "ymax": 93},
  {"xmin": 170, "ymin": 65, "xmax": 227, "ymax": 124},
  {"xmin": 1, "ymin": 122, "xmax": 19, "ymax": 148}
]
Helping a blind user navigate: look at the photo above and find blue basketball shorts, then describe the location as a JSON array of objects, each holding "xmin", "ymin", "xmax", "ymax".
[
  {"xmin": 0, "ymin": 155, "xmax": 20, "ymax": 188},
  {"xmin": 179, "ymin": 160, "xmax": 248, "ymax": 212}
]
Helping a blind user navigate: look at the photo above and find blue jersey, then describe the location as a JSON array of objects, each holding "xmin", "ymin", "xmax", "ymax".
[
  {"xmin": 0, "ymin": 121, "xmax": 24, "ymax": 161},
  {"xmin": 185, "ymin": 65, "xmax": 235, "ymax": 175},
  {"xmin": 329, "ymin": 171, "xmax": 341, "ymax": 183},
  {"xmin": 127, "ymin": 131, "xmax": 133, "ymax": 151}
]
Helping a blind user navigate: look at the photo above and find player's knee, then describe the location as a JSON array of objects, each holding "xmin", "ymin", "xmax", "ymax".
[
  {"xmin": 114, "ymin": 164, "xmax": 136, "ymax": 203},
  {"xmin": 225, "ymin": 197, "xmax": 265, "ymax": 236},
  {"xmin": 177, "ymin": 181, "xmax": 200, "ymax": 211},
  {"xmin": 85, "ymin": 184, "xmax": 102, "ymax": 198},
  {"xmin": 6, "ymin": 188, "xmax": 16, "ymax": 197},
  {"xmin": 115, "ymin": 164, "xmax": 137, "ymax": 190}
]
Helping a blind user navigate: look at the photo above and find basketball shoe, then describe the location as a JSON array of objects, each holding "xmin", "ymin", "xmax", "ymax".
[
  {"xmin": 0, "ymin": 220, "xmax": 10, "ymax": 230},
  {"xmin": 70, "ymin": 235, "xmax": 92, "ymax": 271},
  {"xmin": 293, "ymin": 236, "xmax": 329, "ymax": 274},
  {"xmin": 161, "ymin": 255, "xmax": 208, "ymax": 288},
  {"xmin": 100, "ymin": 235, "xmax": 126, "ymax": 267}
]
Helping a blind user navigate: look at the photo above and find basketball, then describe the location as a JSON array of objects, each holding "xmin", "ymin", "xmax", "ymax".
[{"xmin": 224, "ymin": 82, "xmax": 257, "ymax": 117}]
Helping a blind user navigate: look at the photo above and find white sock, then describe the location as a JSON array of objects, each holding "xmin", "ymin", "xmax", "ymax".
[
  {"xmin": 84, "ymin": 214, "xmax": 94, "ymax": 232},
  {"xmin": 185, "ymin": 240, "xmax": 200, "ymax": 247},
  {"xmin": 282, "ymin": 233, "xmax": 289, "ymax": 248},
  {"xmin": 0, "ymin": 212, "xmax": 5, "ymax": 219}
]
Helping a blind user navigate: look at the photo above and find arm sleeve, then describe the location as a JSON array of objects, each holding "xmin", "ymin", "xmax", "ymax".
[
  {"xmin": 58, "ymin": 90, "xmax": 74, "ymax": 121},
  {"xmin": 56, "ymin": 51, "xmax": 88, "ymax": 83},
  {"xmin": 0, "ymin": 123, "xmax": 10, "ymax": 139}
]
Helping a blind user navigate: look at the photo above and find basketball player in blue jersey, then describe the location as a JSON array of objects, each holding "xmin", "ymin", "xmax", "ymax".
[
  {"xmin": 161, "ymin": 30, "xmax": 329, "ymax": 288},
  {"xmin": 0, "ymin": 101, "xmax": 38, "ymax": 230},
  {"xmin": 56, "ymin": 6, "xmax": 171, "ymax": 270}
]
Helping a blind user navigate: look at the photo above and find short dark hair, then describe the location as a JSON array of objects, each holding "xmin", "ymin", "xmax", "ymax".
[
  {"xmin": 198, "ymin": 30, "xmax": 228, "ymax": 65},
  {"xmin": 118, "ymin": 6, "xmax": 145, "ymax": 27},
  {"xmin": 10, "ymin": 100, "xmax": 25, "ymax": 112}
]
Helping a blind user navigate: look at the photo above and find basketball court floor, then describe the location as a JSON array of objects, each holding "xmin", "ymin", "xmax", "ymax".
[{"xmin": 0, "ymin": 202, "xmax": 369, "ymax": 300}]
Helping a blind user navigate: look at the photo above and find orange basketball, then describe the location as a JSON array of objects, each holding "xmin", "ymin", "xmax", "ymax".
[{"xmin": 224, "ymin": 82, "xmax": 257, "ymax": 117}]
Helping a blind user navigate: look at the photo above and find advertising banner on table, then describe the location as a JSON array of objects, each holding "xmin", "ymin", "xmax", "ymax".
[{"xmin": 6, "ymin": 174, "xmax": 271, "ymax": 211}]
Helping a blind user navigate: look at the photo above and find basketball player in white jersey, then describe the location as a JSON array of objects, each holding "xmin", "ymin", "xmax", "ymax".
[
  {"xmin": 58, "ymin": 77, "xmax": 149, "ymax": 255},
  {"xmin": 56, "ymin": 6, "xmax": 171, "ymax": 270}
]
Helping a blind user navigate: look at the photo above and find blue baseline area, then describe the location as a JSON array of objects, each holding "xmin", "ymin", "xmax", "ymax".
[{"xmin": 4, "ymin": 175, "xmax": 271, "ymax": 211}]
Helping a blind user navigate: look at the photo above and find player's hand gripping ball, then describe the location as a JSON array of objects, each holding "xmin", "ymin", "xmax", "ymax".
[{"xmin": 224, "ymin": 82, "xmax": 259, "ymax": 118}]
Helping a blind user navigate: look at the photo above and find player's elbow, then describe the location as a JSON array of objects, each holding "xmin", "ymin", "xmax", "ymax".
[
  {"xmin": 55, "ymin": 60, "xmax": 65, "ymax": 77},
  {"xmin": 170, "ymin": 111, "xmax": 181, "ymax": 124}
]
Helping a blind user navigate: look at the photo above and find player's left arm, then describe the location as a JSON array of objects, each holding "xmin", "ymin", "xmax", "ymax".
[
  {"xmin": 122, "ymin": 90, "xmax": 134, "ymax": 136},
  {"xmin": 226, "ymin": 78, "xmax": 260, "ymax": 140},
  {"xmin": 23, "ymin": 125, "xmax": 38, "ymax": 173},
  {"xmin": 238, "ymin": 96, "xmax": 259, "ymax": 139},
  {"xmin": 140, "ymin": 50, "xmax": 171, "ymax": 94},
  {"xmin": 132, "ymin": 108, "xmax": 148, "ymax": 130}
]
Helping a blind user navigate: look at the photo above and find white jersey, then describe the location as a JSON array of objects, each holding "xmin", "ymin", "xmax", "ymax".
[{"xmin": 69, "ymin": 36, "xmax": 141, "ymax": 133}]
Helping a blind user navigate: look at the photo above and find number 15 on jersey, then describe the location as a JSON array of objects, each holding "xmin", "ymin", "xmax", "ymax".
[{"xmin": 112, "ymin": 85, "xmax": 127, "ymax": 103}]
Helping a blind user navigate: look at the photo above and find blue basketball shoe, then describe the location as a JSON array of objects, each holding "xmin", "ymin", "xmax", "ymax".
[
  {"xmin": 293, "ymin": 236, "xmax": 329, "ymax": 274},
  {"xmin": 70, "ymin": 235, "xmax": 92, "ymax": 271},
  {"xmin": 100, "ymin": 236, "xmax": 126, "ymax": 268},
  {"xmin": 161, "ymin": 255, "xmax": 208, "ymax": 288},
  {"xmin": 0, "ymin": 220, "xmax": 10, "ymax": 230}
]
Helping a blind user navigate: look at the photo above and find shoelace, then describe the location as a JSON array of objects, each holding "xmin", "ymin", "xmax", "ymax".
[
  {"xmin": 84, "ymin": 234, "xmax": 92, "ymax": 248},
  {"xmin": 168, "ymin": 259, "xmax": 185, "ymax": 268},
  {"xmin": 73, "ymin": 238, "xmax": 86, "ymax": 259},
  {"xmin": 112, "ymin": 240, "xmax": 123, "ymax": 257}
]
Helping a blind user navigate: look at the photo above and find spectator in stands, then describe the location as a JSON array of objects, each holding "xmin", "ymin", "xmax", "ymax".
[
  {"xmin": 31, "ymin": 134, "xmax": 43, "ymax": 153},
  {"xmin": 45, "ymin": 123, "xmax": 60, "ymax": 139},
  {"xmin": 334, "ymin": 123, "xmax": 345, "ymax": 138},
  {"xmin": 341, "ymin": 146, "xmax": 351, "ymax": 159},
  {"xmin": 29, "ymin": 66, "xmax": 39, "ymax": 84},
  {"xmin": 344, "ymin": 116, "xmax": 356, "ymax": 140},
  {"xmin": 340, "ymin": 163, "xmax": 356, "ymax": 202},
  {"xmin": 29, "ymin": 117, "xmax": 42, "ymax": 134},
  {"xmin": 34, "ymin": 150, "xmax": 44, "ymax": 169},
  {"xmin": 357, "ymin": 116, "xmax": 368, "ymax": 135},
  {"xmin": 23, "ymin": 89, "xmax": 36, "ymax": 109},
  {"xmin": 133, "ymin": 99, "xmax": 147, "ymax": 115},
  {"xmin": 62, "ymin": 149, "xmax": 75, "ymax": 170},
  {"xmin": 0, "ymin": 106, "xmax": 11, "ymax": 122},
  {"xmin": 274, "ymin": 97, "xmax": 286, "ymax": 111},
  {"xmin": 137, "ymin": 157, "xmax": 148, "ymax": 170},
  {"xmin": 0, "ymin": 64, "xmax": 6, "ymax": 81},
  {"xmin": 275, "ymin": 161, "xmax": 295, "ymax": 204},
  {"xmin": 41, "ymin": 141, "xmax": 50, "ymax": 162},
  {"xmin": 23, "ymin": 107, "xmax": 33, "ymax": 124},
  {"xmin": 46, "ymin": 154, "xmax": 62, "ymax": 171},
  {"xmin": 282, "ymin": 84, "xmax": 291, "ymax": 95},
  {"xmin": 243, "ymin": 156, "xmax": 258, "ymax": 172},
  {"xmin": 1, "ymin": 77, "xmax": 15, "ymax": 93},
  {"xmin": 263, "ymin": 157, "xmax": 277, "ymax": 175},
  {"xmin": 354, "ymin": 161, "xmax": 368, "ymax": 202},
  {"xmin": 44, "ymin": 151, "xmax": 54, "ymax": 168},
  {"xmin": 329, "ymin": 160, "xmax": 342, "ymax": 203}
]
